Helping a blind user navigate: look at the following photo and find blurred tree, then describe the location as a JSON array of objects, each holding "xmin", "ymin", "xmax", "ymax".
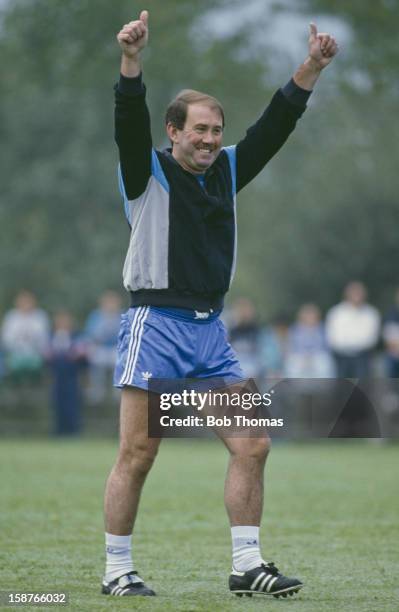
[
  {"xmin": 0, "ymin": 0, "xmax": 267, "ymax": 319},
  {"xmin": 228, "ymin": 0, "xmax": 399, "ymax": 317},
  {"xmin": 0, "ymin": 0, "xmax": 398, "ymax": 324}
]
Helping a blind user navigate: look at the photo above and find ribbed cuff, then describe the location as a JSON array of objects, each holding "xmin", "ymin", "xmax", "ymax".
[
  {"xmin": 281, "ymin": 78, "xmax": 311, "ymax": 108},
  {"xmin": 118, "ymin": 72, "xmax": 144, "ymax": 96}
]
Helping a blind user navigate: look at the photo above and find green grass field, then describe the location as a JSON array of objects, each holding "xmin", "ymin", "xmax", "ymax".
[{"xmin": 1, "ymin": 439, "xmax": 398, "ymax": 611}]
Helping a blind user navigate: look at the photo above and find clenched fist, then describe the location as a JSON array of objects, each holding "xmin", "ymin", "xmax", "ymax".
[{"xmin": 117, "ymin": 10, "xmax": 149, "ymax": 58}]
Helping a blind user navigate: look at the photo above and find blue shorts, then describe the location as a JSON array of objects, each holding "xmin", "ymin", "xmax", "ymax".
[{"xmin": 113, "ymin": 306, "xmax": 244, "ymax": 391}]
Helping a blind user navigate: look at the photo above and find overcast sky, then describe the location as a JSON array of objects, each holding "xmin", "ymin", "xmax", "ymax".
[
  {"xmin": 197, "ymin": 0, "xmax": 351, "ymax": 64},
  {"xmin": 0, "ymin": 0, "xmax": 351, "ymax": 65}
]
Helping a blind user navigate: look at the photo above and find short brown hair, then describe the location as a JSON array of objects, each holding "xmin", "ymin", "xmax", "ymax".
[{"xmin": 165, "ymin": 89, "xmax": 225, "ymax": 129}]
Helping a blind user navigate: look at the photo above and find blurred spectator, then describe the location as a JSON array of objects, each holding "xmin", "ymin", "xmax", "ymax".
[
  {"xmin": 46, "ymin": 310, "xmax": 87, "ymax": 435},
  {"xmin": 382, "ymin": 288, "xmax": 399, "ymax": 378},
  {"xmin": 326, "ymin": 281, "xmax": 380, "ymax": 378},
  {"xmin": 259, "ymin": 315, "xmax": 290, "ymax": 378},
  {"xmin": 1, "ymin": 290, "xmax": 50, "ymax": 383},
  {"xmin": 229, "ymin": 297, "xmax": 263, "ymax": 379},
  {"xmin": 84, "ymin": 290, "xmax": 122, "ymax": 404},
  {"xmin": 284, "ymin": 303, "xmax": 335, "ymax": 378}
]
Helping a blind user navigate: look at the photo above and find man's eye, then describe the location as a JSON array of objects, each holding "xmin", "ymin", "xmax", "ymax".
[{"xmin": 195, "ymin": 127, "xmax": 206, "ymax": 133}]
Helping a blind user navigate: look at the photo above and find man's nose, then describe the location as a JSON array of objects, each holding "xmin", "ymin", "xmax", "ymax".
[{"xmin": 201, "ymin": 131, "xmax": 214, "ymax": 144}]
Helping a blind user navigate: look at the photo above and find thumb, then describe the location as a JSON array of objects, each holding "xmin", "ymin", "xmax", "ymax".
[
  {"xmin": 140, "ymin": 10, "xmax": 149, "ymax": 27},
  {"xmin": 309, "ymin": 22, "xmax": 317, "ymax": 41}
]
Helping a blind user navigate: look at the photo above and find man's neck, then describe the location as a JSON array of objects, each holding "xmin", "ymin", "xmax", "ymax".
[{"xmin": 170, "ymin": 149, "xmax": 205, "ymax": 175}]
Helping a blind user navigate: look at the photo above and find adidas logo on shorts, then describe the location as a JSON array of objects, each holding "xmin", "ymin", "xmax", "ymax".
[
  {"xmin": 195, "ymin": 310, "xmax": 210, "ymax": 319},
  {"xmin": 142, "ymin": 371, "xmax": 153, "ymax": 380}
]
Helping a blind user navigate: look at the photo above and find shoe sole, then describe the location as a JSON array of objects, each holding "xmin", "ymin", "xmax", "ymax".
[
  {"xmin": 101, "ymin": 586, "xmax": 155, "ymax": 597},
  {"xmin": 102, "ymin": 591, "xmax": 155, "ymax": 597},
  {"xmin": 231, "ymin": 584, "xmax": 303, "ymax": 598}
]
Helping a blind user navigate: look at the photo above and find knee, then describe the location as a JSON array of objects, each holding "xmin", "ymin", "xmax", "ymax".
[
  {"xmin": 250, "ymin": 437, "xmax": 271, "ymax": 462},
  {"xmin": 230, "ymin": 436, "xmax": 271, "ymax": 463},
  {"xmin": 118, "ymin": 441, "xmax": 159, "ymax": 475}
]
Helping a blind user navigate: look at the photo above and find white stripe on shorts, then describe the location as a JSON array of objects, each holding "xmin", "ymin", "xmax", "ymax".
[{"xmin": 120, "ymin": 306, "xmax": 150, "ymax": 386}]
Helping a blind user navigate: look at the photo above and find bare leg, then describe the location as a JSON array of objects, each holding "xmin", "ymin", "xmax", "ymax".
[
  {"xmin": 222, "ymin": 436, "xmax": 270, "ymax": 526},
  {"xmin": 206, "ymin": 381, "xmax": 271, "ymax": 526},
  {"xmin": 104, "ymin": 387, "xmax": 161, "ymax": 535},
  {"xmin": 222, "ymin": 434, "xmax": 303, "ymax": 595}
]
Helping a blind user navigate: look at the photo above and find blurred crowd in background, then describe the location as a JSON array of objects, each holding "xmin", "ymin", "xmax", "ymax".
[{"xmin": 1, "ymin": 282, "xmax": 399, "ymax": 436}]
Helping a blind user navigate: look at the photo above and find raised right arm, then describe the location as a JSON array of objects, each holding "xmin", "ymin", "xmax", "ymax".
[{"xmin": 115, "ymin": 11, "xmax": 152, "ymax": 200}]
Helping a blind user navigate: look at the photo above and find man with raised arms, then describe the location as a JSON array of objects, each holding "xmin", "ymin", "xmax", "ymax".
[{"xmin": 102, "ymin": 9, "xmax": 338, "ymax": 599}]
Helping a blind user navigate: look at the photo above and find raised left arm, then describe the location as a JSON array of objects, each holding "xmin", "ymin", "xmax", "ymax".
[{"xmin": 234, "ymin": 23, "xmax": 338, "ymax": 192}]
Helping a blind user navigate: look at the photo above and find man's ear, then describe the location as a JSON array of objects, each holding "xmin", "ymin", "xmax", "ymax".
[{"xmin": 166, "ymin": 122, "xmax": 179, "ymax": 144}]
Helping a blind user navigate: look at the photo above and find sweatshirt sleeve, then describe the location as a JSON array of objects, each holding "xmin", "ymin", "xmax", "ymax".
[
  {"xmin": 235, "ymin": 82, "xmax": 308, "ymax": 193},
  {"xmin": 114, "ymin": 73, "xmax": 153, "ymax": 200}
]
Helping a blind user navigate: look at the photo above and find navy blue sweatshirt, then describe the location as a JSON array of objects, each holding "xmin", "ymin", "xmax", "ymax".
[{"xmin": 115, "ymin": 74, "xmax": 309, "ymax": 310}]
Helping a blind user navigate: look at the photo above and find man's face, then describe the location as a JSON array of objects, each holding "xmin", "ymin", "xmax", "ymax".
[
  {"xmin": 345, "ymin": 282, "xmax": 366, "ymax": 306},
  {"xmin": 168, "ymin": 103, "xmax": 223, "ymax": 174}
]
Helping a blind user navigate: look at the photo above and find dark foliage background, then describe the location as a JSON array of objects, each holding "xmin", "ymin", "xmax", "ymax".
[{"xmin": 1, "ymin": 0, "xmax": 398, "ymax": 320}]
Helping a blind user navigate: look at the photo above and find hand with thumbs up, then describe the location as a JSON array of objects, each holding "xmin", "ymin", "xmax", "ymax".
[
  {"xmin": 292, "ymin": 23, "xmax": 338, "ymax": 90},
  {"xmin": 117, "ymin": 11, "xmax": 149, "ymax": 77},
  {"xmin": 117, "ymin": 10, "xmax": 149, "ymax": 58},
  {"xmin": 308, "ymin": 22, "xmax": 339, "ymax": 70}
]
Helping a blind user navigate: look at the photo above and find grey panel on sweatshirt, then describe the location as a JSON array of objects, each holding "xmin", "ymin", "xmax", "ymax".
[{"xmin": 123, "ymin": 176, "xmax": 170, "ymax": 291}]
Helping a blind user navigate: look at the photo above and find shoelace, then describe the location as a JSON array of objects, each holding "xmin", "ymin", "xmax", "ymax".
[
  {"xmin": 118, "ymin": 572, "xmax": 142, "ymax": 585},
  {"xmin": 261, "ymin": 562, "xmax": 280, "ymax": 576}
]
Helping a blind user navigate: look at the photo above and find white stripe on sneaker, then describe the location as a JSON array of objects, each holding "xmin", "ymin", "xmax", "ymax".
[
  {"xmin": 250, "ymin": 572, "xmax": 265, "ymax": 590},
  {"xmin": 266, "ymin": 576, "xmax": 278, "ymax": 592},
  {"xmin": 259, "ymin": 573, "xmax": 273, "ymax": 591}
]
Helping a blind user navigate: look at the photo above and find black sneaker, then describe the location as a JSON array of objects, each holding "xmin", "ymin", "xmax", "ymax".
[
  {"xmin": 101, "ymin": 571, "xmax": 155, "ymax": 596},
  {"xmin": 229, "ymin": 562, "xmax": 303, "ymax": 598}
]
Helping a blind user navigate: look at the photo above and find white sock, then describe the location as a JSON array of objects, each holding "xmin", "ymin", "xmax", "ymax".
[
  {"xmin": 105, "ymin": 533, "xmax": 134, "ymax": 582},
  {"xmin": 231, "ymin": 526, "xmax": 264, "ymax": 572}
]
